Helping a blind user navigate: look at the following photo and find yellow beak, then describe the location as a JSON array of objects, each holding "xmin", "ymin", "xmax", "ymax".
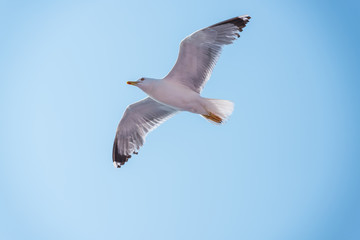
[{"xmin": 127, "ymin": 81, "xmax": 139, "ymax": 86}]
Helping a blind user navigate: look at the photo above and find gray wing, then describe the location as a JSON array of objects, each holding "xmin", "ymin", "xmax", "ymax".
[
  {"xmin": 164, "ymin": 15, "xmax": 251, "ymax": 93},
  {"xmin": 113, "ymin": 97, "xmax": 177, "ymax": 168}
]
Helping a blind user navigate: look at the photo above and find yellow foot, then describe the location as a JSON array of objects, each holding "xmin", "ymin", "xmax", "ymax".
[{"xmin": 202, "ymin": 112, "xmax": 223, "ymax": 124}]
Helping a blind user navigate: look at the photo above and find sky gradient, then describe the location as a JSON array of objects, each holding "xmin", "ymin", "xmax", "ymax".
[{"xmin": 1, "ymin": 0, "xmax": 359, "ymax": 239}]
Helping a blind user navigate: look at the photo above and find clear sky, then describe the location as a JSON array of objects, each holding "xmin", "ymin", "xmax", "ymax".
[{"xmin": 1, "ymin": 0, "xmax": 359, "ymax": 239}]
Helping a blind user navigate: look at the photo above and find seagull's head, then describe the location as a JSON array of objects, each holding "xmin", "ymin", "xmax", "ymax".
[{"xmin": 127, "ymin": 77, "xmax": 156, "ymax": 91}]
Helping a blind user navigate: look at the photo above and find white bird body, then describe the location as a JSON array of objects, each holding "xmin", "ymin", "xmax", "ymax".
[
  {"xmin": 139, "ymin": 78, "xmax": 207, "ymax": 115},
  {"xmin": 113, "ymin": 15, "xmax": 251, "ymax": 168}
]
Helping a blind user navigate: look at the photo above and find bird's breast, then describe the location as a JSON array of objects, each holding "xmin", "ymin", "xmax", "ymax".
[{"xmin": 146, "ymin": 81, "xmax": 202, "ymax": 112}]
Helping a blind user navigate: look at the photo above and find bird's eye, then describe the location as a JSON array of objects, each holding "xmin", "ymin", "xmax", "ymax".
[{"xmin": 140, "ymin": 78, "xmax": 145, "ymax": 81}]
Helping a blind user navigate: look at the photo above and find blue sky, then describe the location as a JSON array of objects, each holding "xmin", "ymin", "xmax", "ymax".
[{"xmin": 0, "ymin": 0, "xmax": 359, "ymax": 239}]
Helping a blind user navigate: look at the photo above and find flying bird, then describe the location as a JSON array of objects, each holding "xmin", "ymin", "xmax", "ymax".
[{"xmin": 113, "ymin": 15, "xmax": 251, "ymax": 168}]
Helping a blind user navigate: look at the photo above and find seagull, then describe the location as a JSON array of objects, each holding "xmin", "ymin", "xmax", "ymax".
[{"xmin": 113, "ymin": 15, "xmax": 251, "ymax": 168}]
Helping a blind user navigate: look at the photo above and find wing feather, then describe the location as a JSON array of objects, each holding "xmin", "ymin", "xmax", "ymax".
[
  {"xmin": 164, "ymin": 15, "xmax": 251, "ymax": 93},
  {"xmin": 112, "ymin": 97, "xmax": 177, "ymax": 168}
]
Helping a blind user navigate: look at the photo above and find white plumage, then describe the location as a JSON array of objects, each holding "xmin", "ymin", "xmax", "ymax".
[{"xmin": 113, "ymin": 15, "xmax": 251, "ymax": 168}]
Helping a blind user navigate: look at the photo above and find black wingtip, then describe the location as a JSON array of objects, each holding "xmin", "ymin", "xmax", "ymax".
[
  {"xmin": 211, "ymin": 15, "xmax": 251, "ymax": 33},
  {"xmin": 112, "ymin": 139, "xmax": 131, "ymax": 168}
]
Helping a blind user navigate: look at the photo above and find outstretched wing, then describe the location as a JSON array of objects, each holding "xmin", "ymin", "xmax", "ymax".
[
  {"xmin": 164, "ymin": 15, "xmax": 251, "ymax": 93},
  {"xmin": 113, "ymin": 97, "xmax": 177, "ymax": 168}
]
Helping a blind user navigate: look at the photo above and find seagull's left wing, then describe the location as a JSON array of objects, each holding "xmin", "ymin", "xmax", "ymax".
[
  {"xmin": 164, "ymin": 15, "xmax": 251, "ymax": 93},
  {"xmin": 113, "ymin": 97, "xmax": 177, "ymax": 168}
]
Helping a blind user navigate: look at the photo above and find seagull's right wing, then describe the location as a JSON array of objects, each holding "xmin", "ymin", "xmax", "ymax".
[
  {"xmin": 164, "ymin": 15, "xmax": 251, "ymax": 93},
  {"xmin": 113, "ymin": 97, "xmax": 177, "ymax": 168}
]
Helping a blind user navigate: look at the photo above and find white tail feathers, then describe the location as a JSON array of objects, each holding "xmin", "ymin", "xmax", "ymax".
[{"xmin": 201, "ymin": 98, "xmax": 234, "ymax": 124}]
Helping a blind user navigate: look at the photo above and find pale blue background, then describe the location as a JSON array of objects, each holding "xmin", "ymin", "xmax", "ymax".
[{"xmin": 1, "ymin": 0, "xmax": 359, "ymax": 239}]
